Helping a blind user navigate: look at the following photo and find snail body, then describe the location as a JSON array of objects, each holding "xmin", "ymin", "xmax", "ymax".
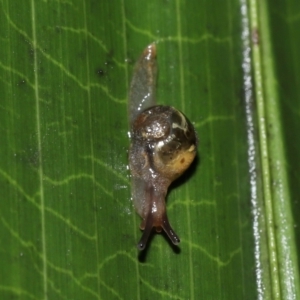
[{"xmin": 128, "ymin": 44, "xmax": 197, "ymax": 250}]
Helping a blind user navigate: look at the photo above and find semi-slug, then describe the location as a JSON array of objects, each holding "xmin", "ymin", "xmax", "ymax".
[{"xmin": 128, "ymin": 44, "xmax": 197, "ymax": 250}]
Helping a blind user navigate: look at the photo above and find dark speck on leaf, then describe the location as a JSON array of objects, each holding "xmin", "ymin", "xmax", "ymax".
[
  {"xmin": 29, "ymin": 48, "xmax": 34, "ymax": 57},
  {"xmin": 55, "ymin": 26, "xmax": 62, "ymax": 34},
  {"xmin": 252, "ymin": 28, "xmax": 259, "ymax": 45},
  {"xmin": 96, "ymin": 68, "xmax": 105, "ymax": 77},
  {"xmin": 104, "ymin": 60, "xmax": 114, "ymax": 68},
  {"xmin": 17, "ymin": 79, "xmax": 26, "ymax": 86}
]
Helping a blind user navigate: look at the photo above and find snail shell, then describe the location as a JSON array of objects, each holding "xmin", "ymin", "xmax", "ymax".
[{"xmin": 128, "ymin": 44, "xmax": 197, "ymax": 250}]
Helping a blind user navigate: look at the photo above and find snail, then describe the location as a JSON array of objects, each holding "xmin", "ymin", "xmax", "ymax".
[{"xmin": 128, "ymin": 44, "xmax": 197, "ymax": 250}]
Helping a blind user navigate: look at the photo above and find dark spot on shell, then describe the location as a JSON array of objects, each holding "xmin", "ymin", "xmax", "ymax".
[{"xmin": 181, "ymin": 158, "xmax": 185, "ymax": 164}]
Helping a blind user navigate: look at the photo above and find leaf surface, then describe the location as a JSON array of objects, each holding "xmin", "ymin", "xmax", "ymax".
[{"xmin": 0, "ymin": 0, "xmax": 299, "ymax": 299}]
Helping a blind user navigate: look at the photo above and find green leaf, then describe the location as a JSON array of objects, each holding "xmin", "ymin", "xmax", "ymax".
[
  {"xmin": 249, "ymin": 0, "xmax": 300, "ymax": 299},
  {"xmin": 0, "ymin": 0, "xmax": 299, "ymax": 299}
]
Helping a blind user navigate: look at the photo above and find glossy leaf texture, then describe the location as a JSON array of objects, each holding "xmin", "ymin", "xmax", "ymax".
[{"xmin": 0, "ymin": 0, "xmax": 299, "ymax": 300}]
